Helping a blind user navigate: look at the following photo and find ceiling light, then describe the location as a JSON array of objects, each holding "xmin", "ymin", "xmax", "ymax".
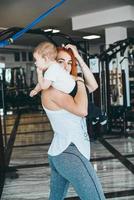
[
  {"xmin": 0, "ymin": 27, "xmax": 8, "ymax": 30},
  {"xmin": 83, "ymin": 35, "xmax": 101, "ymax": 40},
  {"xmin": 44, "ymin": 28, "xmax": 53, "ymax": 32},
  {"xmin": 52, "ymin": 29, "xmax": 60, "ymax": 33}
]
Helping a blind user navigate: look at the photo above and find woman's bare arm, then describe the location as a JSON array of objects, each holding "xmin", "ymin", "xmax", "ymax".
[
  {"xmin": 65, "ymin": 44, "xmax": 98, "ymax": 93},
  {"xmin": 50, "ymin": 80, "xmax": 88, "ymax": 117}
]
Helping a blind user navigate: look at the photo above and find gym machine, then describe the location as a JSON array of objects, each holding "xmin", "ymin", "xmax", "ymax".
[
  {"xmin": 0, "ymin": 64, "xmax": 40, "ymax": 111},
  {"xmin": 99, "ymin": 38, "xmax": 134, "ymax": 135}
]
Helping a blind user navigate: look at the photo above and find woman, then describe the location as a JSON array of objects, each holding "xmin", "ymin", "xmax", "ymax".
[{"xmin": 38, "ymin": 44, "xmax": 106, "ymax": 200}]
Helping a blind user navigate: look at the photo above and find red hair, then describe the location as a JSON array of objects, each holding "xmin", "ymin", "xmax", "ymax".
[{"xmin": 56, "ymin": 47, "xmax": 77, "ymax": 76}]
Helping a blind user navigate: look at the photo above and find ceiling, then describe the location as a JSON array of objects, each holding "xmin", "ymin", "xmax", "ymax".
[{"xmin": 0, "ymin": 0, "xmax": 134, "ymax": 47}]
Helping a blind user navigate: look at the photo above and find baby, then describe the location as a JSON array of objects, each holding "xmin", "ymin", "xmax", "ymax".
[{"xmin": 30, "ymin": 41, "xmax": 78, "ymax": 98}]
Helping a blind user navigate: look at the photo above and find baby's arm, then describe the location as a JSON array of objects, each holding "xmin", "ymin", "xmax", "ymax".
[
  {"xmin": 29, "ymin": 83, "xmax": 41, "ymax": 97},
  {"xmin": 37, "ymin": 67, "xmax": 52, "ymax": 90}
]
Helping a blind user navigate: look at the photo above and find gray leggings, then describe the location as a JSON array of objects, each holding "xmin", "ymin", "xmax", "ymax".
[{"xmin": 48, "ymin": 143, "xmax": 106, "ymax": 200}]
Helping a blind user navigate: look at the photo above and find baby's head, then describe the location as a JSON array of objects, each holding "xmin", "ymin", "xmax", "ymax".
[{"xmin": 34, "ymin": 41, "xmax": 57, "ymax": 61}]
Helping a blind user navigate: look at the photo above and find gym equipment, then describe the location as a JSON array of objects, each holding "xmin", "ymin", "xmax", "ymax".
[
  {"xmin": 0, "ymin": 70, "xmax": 7, "ymax": 146},
  {"xmin": 109, "ymin": 58, "xmax": 123, "ymax": 105},
  {"xmin": 0, "ymin": 116, "xmax": 5, "ymax": 194},
  {"xmin": 99, "ymin": 38, "xmax": 134, "ymax": 135},
  {"xmin": 0, "ymin": 65, "xmax": 40, "ymax": 111}
]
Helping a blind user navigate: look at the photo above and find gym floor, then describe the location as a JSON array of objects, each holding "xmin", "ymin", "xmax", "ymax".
[{"xmin": 1, "ymin": 111, "xmax": 134, "ymax": 200}]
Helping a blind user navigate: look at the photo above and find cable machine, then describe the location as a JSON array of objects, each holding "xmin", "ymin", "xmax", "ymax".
[{"xmin": 99, "ymin": 38, "xmax": 134, "ymax": 135}]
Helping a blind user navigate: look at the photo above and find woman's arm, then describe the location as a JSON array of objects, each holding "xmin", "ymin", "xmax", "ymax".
[
  {"xmin": 50, "ymin": 80, "xmax": 88, "ymax": 117},
  {"xmin": 65, "ymin": 44, "xmax": 98, "ymax": 93}
]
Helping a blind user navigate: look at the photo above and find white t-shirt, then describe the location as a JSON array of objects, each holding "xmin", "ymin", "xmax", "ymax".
[
  {"xmin": 44, "ymin": 62, "xmax": 75, "ymax": 93},
  {"xmin": 43, "ymin": 106, "xmax": 90, "ymax": 160}
]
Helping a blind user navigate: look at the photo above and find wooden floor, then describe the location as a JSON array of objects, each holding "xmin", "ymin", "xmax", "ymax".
[{"xmin": 1, "ymin": 111, "xmax": 134, "ymax": 200}]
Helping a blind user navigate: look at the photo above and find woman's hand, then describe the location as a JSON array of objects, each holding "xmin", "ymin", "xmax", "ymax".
[{"xmin": 65, "ymin": 44, "xmax": 79, "ymax": 58}]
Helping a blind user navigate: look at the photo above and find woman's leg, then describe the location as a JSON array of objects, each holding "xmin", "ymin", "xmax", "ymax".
[
  {"xmin": 52, "ymin": 144, "xmax": 106, "ymax": 200},
  {"xmin": 48, "ymin": 155, "xmax": 69, "ymax": 200}
]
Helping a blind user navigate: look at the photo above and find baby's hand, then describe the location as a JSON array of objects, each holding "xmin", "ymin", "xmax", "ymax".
[
  {"xmin": 35, "ymin": 57, "xmax": 45, "ymax": 68},
  {"xmin": 29, "ymin": 89, "xmax": 38, "ymax": 97},
  {"xmin": 35, "ymin": 55, "xmax": 51, "ymax": 71}
]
